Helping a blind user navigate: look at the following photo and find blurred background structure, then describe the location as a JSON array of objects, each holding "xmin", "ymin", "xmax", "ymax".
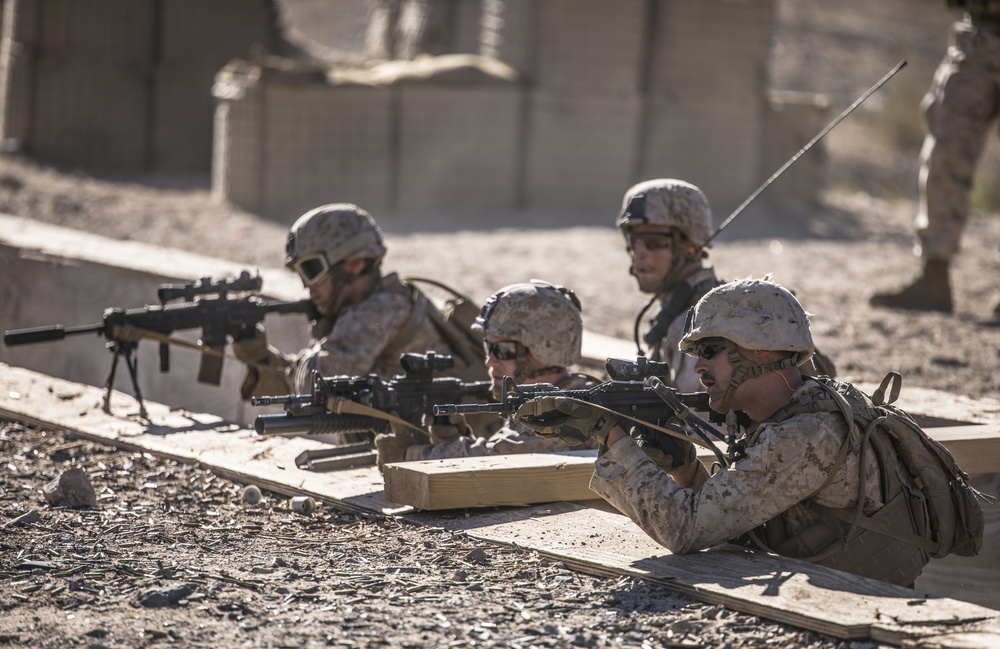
[{"xmin": 0, "ymin": 0, "xmax": 835, "ymax": 223}]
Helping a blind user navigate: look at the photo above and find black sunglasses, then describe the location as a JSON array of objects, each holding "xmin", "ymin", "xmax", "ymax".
[
  {"xmin": 695, "ymin": 339, "xmax": 728, "ymax": 360},
  {"xmin": 485, "ymin": 340, "xmax": 521, "ymax": 361}
]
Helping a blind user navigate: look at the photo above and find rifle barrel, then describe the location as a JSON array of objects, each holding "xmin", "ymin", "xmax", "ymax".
[{"xmin": 4, "ymin": 323, "xmax": 105, "ymax": 346}]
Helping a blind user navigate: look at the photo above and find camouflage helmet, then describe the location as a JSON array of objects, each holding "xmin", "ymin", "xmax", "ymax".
[
  {"xmin": 285, "ymin": 203, "xmax": 387, "ymax": 268},
  {"xmin": 473, "ymin": 280, "xmax": 583, "ymax": 368},
  {"xmin": 679, "ymin": 277, "xmax": 815, "ymax": 366},
  {"xmin": 615, "ymin": 179, "xmax": 713, "ymax": 247}
]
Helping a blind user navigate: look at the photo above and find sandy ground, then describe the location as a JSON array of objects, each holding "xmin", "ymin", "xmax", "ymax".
[{"xmin": 0, "ymin": 419, "xmax": 861, "ymax": 648}]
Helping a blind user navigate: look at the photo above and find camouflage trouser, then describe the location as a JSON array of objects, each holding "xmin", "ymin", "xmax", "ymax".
[
  {"xmin": 405, "ymin": 428, "xmax": 593, "ymax": 461},
  {"xmin": 917, "ymin": 20, "xmax": 1000, "ymax": 260}
]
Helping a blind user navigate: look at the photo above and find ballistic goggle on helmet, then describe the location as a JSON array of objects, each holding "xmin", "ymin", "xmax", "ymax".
[
  {"xmin": 285, "ymin": 203, "xmax": 387, "ymax": 285},
  {"xmin": 616, "ymin": 179, "xmax": 714, "ymax": 248},
  {"xmin": 473, "ymin": 280, "xmax": 583, "ymax": 368},
  {"xmin": 679, "ymin": 277, "xmax": 815, "ymax": 367}
]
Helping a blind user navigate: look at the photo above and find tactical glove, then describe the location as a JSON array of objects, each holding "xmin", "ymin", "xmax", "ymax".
[
  {"xmin": 631, "ymin": 421, "xmax": 696, "ymax": 471},
  {"xmin": 426, "ymin": 413, "xmax": 472, "ymax": 444},
  {"xmin": 232, "ymin": 323, "xmax": 272, "ymax": 366},
  {"xmin": 513, "ymin": 396, "xmax": 619, "ymax": 446}
]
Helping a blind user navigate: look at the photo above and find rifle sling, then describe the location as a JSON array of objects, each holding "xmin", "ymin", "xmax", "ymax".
[
  {"xmin": 558, "ymin": 397, "xmax": 717, "ymax": 453},
  {"xmin": 325, "ymin": 397, "xmax": 428, "ymax": 436},
  {"xmin": 109, "ymin": 325, "xmax": 227, "ymax": 358}
]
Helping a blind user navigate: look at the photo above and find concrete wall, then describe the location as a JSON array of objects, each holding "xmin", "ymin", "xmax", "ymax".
[
  {"xmin": 213, "ymin": 0, "xmax": 821, "ymax": 222},
  {"xmin": 0, "ymin": 0, "xmax": 273, "ymax": 172},
  {"xmin": 0, "ymin": 0, "xmax": 827, "ymax": 221},
  {"xmin": 0, "ymin": 214, "xmax": 309, "ymax": 425}
]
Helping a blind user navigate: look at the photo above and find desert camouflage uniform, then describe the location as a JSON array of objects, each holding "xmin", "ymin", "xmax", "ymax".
[
  {"xmin": 590, "ymin": 379, "xmax": 882, "ymax": 556},
  {"xmin": 243, "ymin": 272, "xmax": 457, "ymax": 396},
  {"xmin": 289, "ymin": 273, "xmax": 456, "ymax": 392},
  {"xmin": 238, "ymin": 203, "xmax": 473, "ymax": 398},
  {"xmin": 917, "ymin": 2, "xmax": 1000, "ymax": 261},
  {"xmin": 404, "ymin": 372, "xmax": 600, "ymax": 460}
]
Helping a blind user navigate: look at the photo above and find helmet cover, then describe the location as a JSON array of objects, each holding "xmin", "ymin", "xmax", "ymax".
[
  {"xmin": 474, "ymin": 280, "xmax": 583, "ymax": 368},
  {"xmin": 679, "ymin": 277, "xmax": 815, "ymax": 366},
  {"xmin": 285, "ymin": 203, "xmax": 387, "ymax": 267},
  {"xmin": 616, "ymin": 179, "xmax": 713, "ymax": 247}
]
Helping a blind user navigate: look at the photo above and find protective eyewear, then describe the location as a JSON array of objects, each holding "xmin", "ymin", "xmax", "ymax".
[
  {"xmin": 485, "ymin": 340, "xmax": 522, "ymax": 361},
  {"xmin": 291, "ymin": 252, "xmax": 331, "ymax": 286},
  {"xmin": 695, "ymin": 339, "xmax": 729, "ymax": 360},
  {"xmin": 625, "ymin": 231, "xmax": 676, "ymax": 253}
]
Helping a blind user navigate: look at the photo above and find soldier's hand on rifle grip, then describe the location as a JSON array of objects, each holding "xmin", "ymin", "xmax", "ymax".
[
  {"xmin": 513, "ymin": 397, "xmax": 620, "ymax": 446},
  {"xmin": 632, "ymin": 422, "xmax": 697, "ymax": 471},
  {"xmin": 232, "ymin": 323, "xmax": 272, "ymax": 365},
  {"xmin": 426, "ymin": 413, "xmax": 471, "ymax": 443}
]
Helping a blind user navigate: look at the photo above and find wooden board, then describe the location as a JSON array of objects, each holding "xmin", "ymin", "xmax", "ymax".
[
  {"xmin": 383, "ymin": 453, "xmax": 596, "ymax": 509},
  {"xmin": 407, "ymin": 503, "xmax": 1000, "ymax": 645},
  {"xmin": 2, "ymin": 362, "xmax": 999, "ymax": 648}
]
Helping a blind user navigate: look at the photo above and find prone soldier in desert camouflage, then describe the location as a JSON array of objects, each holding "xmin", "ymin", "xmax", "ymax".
[
  {"xmin": 232, "ymin": 203, "xmax": 483, "ymax": 398},
  {"xmin": 374, "ymin": 280, "xmax": 601, "ymax": 467},
  {"xmin": 513, "ymin": 278, "xmax": 935, "ymax": 587}
]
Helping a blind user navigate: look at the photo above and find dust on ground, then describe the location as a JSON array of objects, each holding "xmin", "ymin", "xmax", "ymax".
[{"xmin": 0, "ymin": 420, "xmax": 864, "ymax": 648}]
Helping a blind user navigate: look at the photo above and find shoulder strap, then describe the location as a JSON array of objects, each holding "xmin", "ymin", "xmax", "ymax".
[
  {"xmin": 381, "ymin": 283, "xmax": 431, "ymax": 360},
  {"xmin": 643, "ymin": 276, "xmax": 719, "ymax": 352},
  {"xmin": 401, "ymin": 278, "xmax": 483, "ymax": 369}
]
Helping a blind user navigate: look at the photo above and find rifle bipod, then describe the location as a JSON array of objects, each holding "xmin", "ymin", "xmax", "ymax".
[{"xmin": 103, "ymin": 340, "xmax": 149, "ymax": 419}]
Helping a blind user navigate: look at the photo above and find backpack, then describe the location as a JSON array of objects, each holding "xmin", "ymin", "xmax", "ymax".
[
  {"xmin": 401, "ymin": 277, "xmax": 488, "ymax": 383},
  {"xmin": 817, "ymin": 372, "xmax": 989, "ymax": 559}
]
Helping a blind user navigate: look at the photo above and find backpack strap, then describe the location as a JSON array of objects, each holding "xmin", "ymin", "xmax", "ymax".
[
  {"xmin": 871, "ymin": 371, "xmax": 902, "ymax": 406},
  {"xmin": 401, "ymin": 277, "xmax": 483, "ymax": 370},
  {"xmin": 643, "ymin": 276, "xmax": 719, "ymax": 356},
  {"xmin": 381, "ymin": 282, "xmax": 431, "ymax": 360}
]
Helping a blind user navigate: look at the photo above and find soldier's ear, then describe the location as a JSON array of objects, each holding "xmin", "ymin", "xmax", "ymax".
[{"xmin": 344, "ymin": 257, "xmax": 367, "ymax": 275}]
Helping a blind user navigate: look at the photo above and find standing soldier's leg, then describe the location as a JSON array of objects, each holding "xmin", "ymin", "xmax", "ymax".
[{"xmin": 871, "ymin": 23, "xmax": 1000, "ymax": 312}]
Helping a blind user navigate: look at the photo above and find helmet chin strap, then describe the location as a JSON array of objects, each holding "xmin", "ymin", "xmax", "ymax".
[
  {"xmin": 310, "ymin": 264, "xmax": 368, "ymax": 338},
  {"xmin": 512, "ymin": 346, "xmax": 560, "ymax": 382},
  {"xmin": 717, "ymin": 341, "xmax": 802, "ymax": 413},
  {"xmin": 630, "ymin": 239, "xmax": 704, "ymax": 356}
]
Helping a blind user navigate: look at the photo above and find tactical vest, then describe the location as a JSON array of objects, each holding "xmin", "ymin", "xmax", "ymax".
[
  {"xmin": 643, "ymin": 274, "xmax": 719, "ymax": 362},
  {"xmin": 746, "ymin": 379, "xmax": 931, "ymax": 587}
]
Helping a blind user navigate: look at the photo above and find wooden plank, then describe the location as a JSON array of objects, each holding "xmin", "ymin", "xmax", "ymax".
[
  {"xmin": 918, "ymin": 425, "xmax": 1000, "ymax": 475},
  {"xmin": 382, "ymin": 453, "xmax": 596, "ymax": 509},
  {"xmin": 406, "ymin": 503, "xmax": 1000, "ymax": 645},
  {"xmin": 1, "ymin": 362, "xmax": 999, "ymax": 648}
]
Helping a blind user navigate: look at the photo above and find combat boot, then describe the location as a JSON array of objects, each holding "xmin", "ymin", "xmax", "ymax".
[{"xmin": 869, "ymin": 259, "xmax": 953, "ymax": 313}]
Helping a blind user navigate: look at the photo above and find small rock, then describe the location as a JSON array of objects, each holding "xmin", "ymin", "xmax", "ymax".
[
  {"xmin": 43, "ymin": 468, "xmax": 97, "ymax": 508},
  {"xmin": 4, "ymin": 510, "xmax": 41, "ymax": 527},
  {"xmin": 464, "ymin": 548, "xmax": 489, "ymax": 565},
  {"xmin": 138, "ymin": 584, "xmax": 194, "ymax": 608}
]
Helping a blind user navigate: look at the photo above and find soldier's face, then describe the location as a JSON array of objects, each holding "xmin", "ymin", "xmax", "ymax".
[
  {"xmin": 308, "ymin": 274, "xmax": 342, "ymax": 316},
  {"xmin": 625, "ymin": 226, "xmax": 676, "ymax": 293},
  {"xmin": 484, "ymin": 334, "xmax": 548, "ymax": 397},
  {"xmin": 692, "ymin": 338, "xmax": 732, "ymax": 412}
]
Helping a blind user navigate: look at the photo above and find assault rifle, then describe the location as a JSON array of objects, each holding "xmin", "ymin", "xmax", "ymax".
[
  {"xmin": 434, "ymin": 357, "xmax": 729, "ymax": 466},
  {"xmin": 3, "ymin": 270, "xmax": 315, "ymax": 417},
  {"xmin": 252, "ymin": 351, "xmax": 493, "ymax": 440}
]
